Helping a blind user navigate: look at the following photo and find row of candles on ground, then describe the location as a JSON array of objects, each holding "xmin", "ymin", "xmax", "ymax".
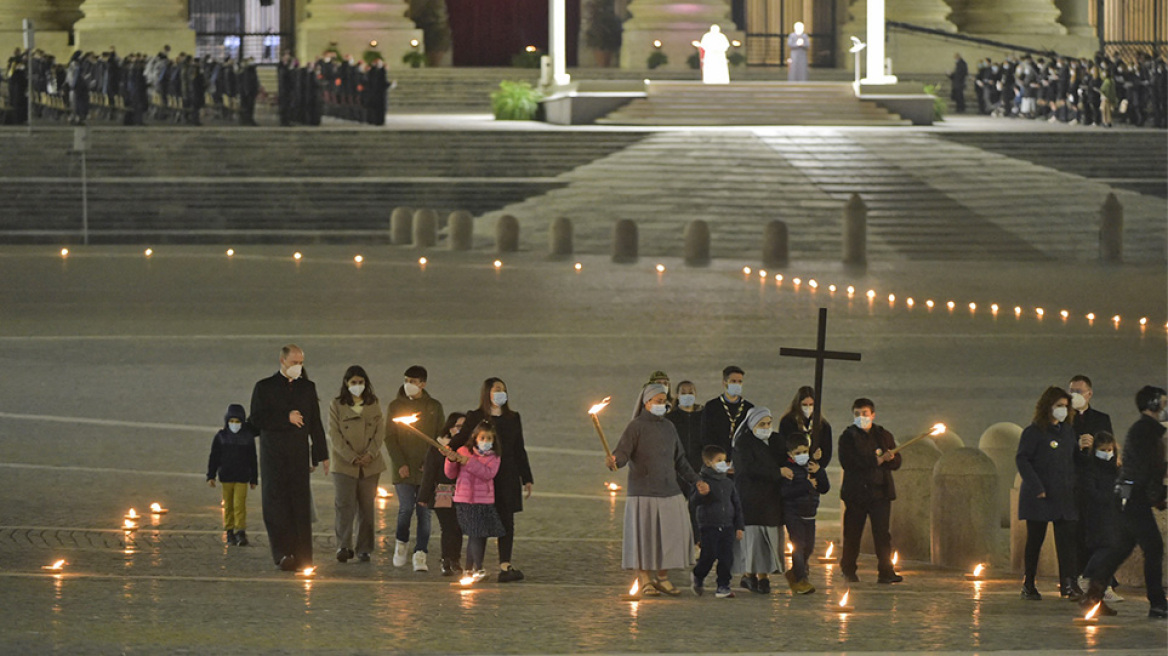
[
  {"xmin": 55, "ymin": 247, "xmax": 1164, "ymax": 332},
  {"xmin": 120, "ymin": 503, "xmax": 168, "ymax": 531}
]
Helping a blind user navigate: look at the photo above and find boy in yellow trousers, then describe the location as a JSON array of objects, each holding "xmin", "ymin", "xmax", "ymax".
[{"xmin": 207, "ymin": 404, "xmax": 258, "ymax": 546}]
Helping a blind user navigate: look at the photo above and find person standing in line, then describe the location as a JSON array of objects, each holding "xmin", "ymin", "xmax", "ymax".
[
  {"xmin": 327, "ymin": 365, "xmax": 385, "ymax": 564},
  {"xmin": 778, "ymin": 385, "xmax": 834, "ymax": 468},
  {"xmin": 949, "ymin": 52, "xmax": 968, "ymax": 113},
  {"xmin": 837, "ymin": 397, "xmax": 903, "ymax": 585},
  {"xmin": 249, "ymin": 344, "xmax": 329, "ymax": 572},
  {"xmin": 385, "ymin": 365, "xmax": 445, "ymax": 572},
  {"xmin": 700, "ymin": 366, "xmax": 752, "ymax": 459},
  {"xmin": 730, "ymin": 406, "xmax": 789, "ymax": 594},
  {"xmin": 1067, "ymin": 374, "xmax": 1113, "ymax": 589}
]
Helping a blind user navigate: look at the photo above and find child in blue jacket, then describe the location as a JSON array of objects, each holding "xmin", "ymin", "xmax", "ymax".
[
  {"xmin": 207, "ymin": 403, "xmax": 258, "ymax": 546},
  {"xmin": 780, "ymin": 433, "xmax": 830, "ymax": 594}
]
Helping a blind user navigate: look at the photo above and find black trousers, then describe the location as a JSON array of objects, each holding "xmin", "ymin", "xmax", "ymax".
[
  {"xmin": 466, "ymin": 536, "xmax": 487, "ymax": 571},
  {"xmin": 841, "ymin": 496, "xmax": 894, "ymax": 576},
  {"xmin": 434, "ymin": 506, "xmax": 463, "ymax": 564},
  {"xmin": 497, "ymin": 508, "xmax": 515, "ymax": 564},
  {"xmin": 1097, "ymin": 503, "xmax": 1166, "ymax": 608},
  {"xmin": 785, "ymin": 515, "xmax": 817, "ymax": 581},
  {"xmin": 1024, "ymin": 519, "xmax": 1077, "ymax": 584},
  {"xmin": 693, "ymin": 525, "xmax": 735, "ymax": 588}
]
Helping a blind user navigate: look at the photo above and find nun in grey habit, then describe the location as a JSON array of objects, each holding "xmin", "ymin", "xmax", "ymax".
[{"xmin": 607, "ymin": 383, "xmax": 705, "ymax": 596}]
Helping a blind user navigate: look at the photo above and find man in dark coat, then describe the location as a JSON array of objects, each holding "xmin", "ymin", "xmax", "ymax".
[
  {"xmin": 365, "ymin": 59, "xmax": 389, "ymax": 125},
  {"xmin": 1068, "ymin": 374, "xmax": 1113, "ymax": 578},
  {"xmin": 249, "ymin": 344, "xmax": 329, "ymax": 571},
  {"xmin": 949, "ymin": 52, "xmax": 968, "ymax": 113},
  {"xmin": 238, "ymin": 58, "xmax": 259, "ymax": 126},
  {"xmin": 1083, "ymin": 386, "xmax": 1168, "ymax": 618},
  {"xmin": 700, "ymin": 366, "xmax": 752, "ymax": 459},
  {"xmin": 837, "ymin": 397, "xmax": 902, "ymax": 584},
  {"xmin": 277, "ymin": 52, "xmax": 296, "ymax": 126}
]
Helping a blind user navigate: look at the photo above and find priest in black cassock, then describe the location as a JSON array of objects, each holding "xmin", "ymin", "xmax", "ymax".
[{"xmin": 250, "ymin": 344, "xmax": 329, "ymax": 571}]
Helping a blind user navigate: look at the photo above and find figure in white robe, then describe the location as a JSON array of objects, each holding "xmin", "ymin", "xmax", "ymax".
[
  {"xmin": 787, "ymin": 22, "xmax": 810, "ymax": 82},
  {"xmin": 700, "ymin": 25, "xmax": 731, "ymax": 85}
]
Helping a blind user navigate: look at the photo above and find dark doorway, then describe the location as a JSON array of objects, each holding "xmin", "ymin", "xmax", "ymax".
[{"xmin": 446, "ymin": 0, "xmax": 579, "ymax": 67}]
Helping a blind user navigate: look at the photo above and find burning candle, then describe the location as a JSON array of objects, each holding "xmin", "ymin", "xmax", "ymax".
[
  {"xmin": 42, "ymin": 559, "xmax": 66, "ymax": 571},
  {"xmin": 990, "ymin": 303, "xmax": 999, "ymax": 315},
  {"xmin": 605, "ymin": 482, "xmax": 622, "ymax": 493},
  {"xmin": 149, "ymin": 503, "xmax": 168, "ymax": 515},
  {"xmin": 926, "ymin": 299, "xmax": 935, "ymax": 309},
  {"xmin": 774, "ymin": 274, "xmax": 783, "ymax": 282},
  {"xmin": 353, "ymin": 255, "xmax": 364, "ymax": 264},
  {"xmin": 1036, "ymin": 307, "xmax": 1045, "ymax": 318},
  {"xmin": 1074, "ymin": 602, "xmax": 1101, "ymax": 625},
  {"xmin": 377, "ymin": 487, "xmax": 392, "ymax": 498},
  {"xmin": 817, "ymin": 541, "xmax": 836, "ymax": 563},
  {"xmin": 655, "ymin": 264, "xmax": 665, "ymax": 273},
  {"xmin": 946, "ymin": 300, "xmax": 956, "ymax": 311},
  {"xmin": 226, "ymin": 248, "xmax": 234, "ymax": 257},
  {"xmin": 1086, "ymin": 312, "xmax": 1095, "ymax": 322},
  {"xmin": 293, "ymin": 252, "xmax": 303, "ymax": 261},
  {"xmin": 968, "ymin": 302, "xmax": 977, "ymax": 312},
  {"xmin": 891, "ymin": 551, "xmax": 899, "ymax": 567},
  {"xmin": 964, "ymin": 563, "xmax": 986, "ymax": 580},
  {"xmin": 122, "ymin": 518, "xmax": 138, "ymax": 531},
  {"xmin": 1111, "ymin": 315, "xmax": 1121, "ymax": 327},
  {"xmin": 620, "ymin": 577, "xmax": 642, "ymax": 601},
  {"xmin": 1014, "ymin": 306, "xmax": 1023, "ymax": 317},
  {"xmin": 589, "ymin": 397, "xmax": 615, "ymax": 464},
  {"xmin": 418, "ymin": 257, "xmax": 428, "ymax": 267},
  {"xmin": 144, "ymin": 248, "xmax": 153, "ymax": 257},
  {"xmin": 809, "ymin": 279, "xmax": 819, "ymax": 289},
  {"xmin": 793, "ymin": 277, "xmax": 802, "ymax": 286},
  {"xmin": 60, "ymin": 248, "xmax": 69, "ymax": 257},
  {"xmin": 906, "ymin": 297, "xmax": 914, "ymax": 308},
  {"xmin": 835, "ymin": 590, "xmax": 854, "ymax": 612},
  {"xmin": 1060, "ymin": 309, "xmax": 1069, "ymax": 320},
  {"xmin": 493, "ymin": 260, "xmax": 503, "ymax": 269},
  {"xmin": 743, "ymin": 266, "xmax": 752, "ymax": 275},
  {"xmin": 574, "ymin": 262, "xmax": 582, "ymax": 271},
  {"xmin": 888, "ymin": 293, "xmax": 896, "ymax": 304},
  {"xmin": 828, "ymin": 284, "xmax": 837, "ymax": 293},
  {"xmin": 759, "ymin": 270, "xmax": 767, "ymax": 279},
  {"xmin": 125, "ymin": 508, "xmax": 139, "ymax": 520},
  {"xmin": 298, "ymin": 566, "xmax": 316, "ymax": 578},
  {"xmin": 865, "ymin": 289, "xmax": 875, "ymax": 300},
  {"xmin": 846, "ymin": 286, "xmax": 855, "ymax": 296}
]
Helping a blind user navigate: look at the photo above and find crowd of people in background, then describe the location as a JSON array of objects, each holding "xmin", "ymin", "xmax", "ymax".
[
  {"xmin": 277, "ymin": 51, "xmax": 394, "ymax": 127},
  {"xmin": 950, "ymin": 50, "xmax": 1167, "ymax": 128}
]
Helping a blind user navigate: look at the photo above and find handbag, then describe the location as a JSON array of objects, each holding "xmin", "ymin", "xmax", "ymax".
[{"xmin": 434, "ymin": 483, "xmax": 455, "ymax": 509}]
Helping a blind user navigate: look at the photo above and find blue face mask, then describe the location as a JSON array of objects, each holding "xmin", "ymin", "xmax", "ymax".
[
  {"xmin": 477, "ymin": 441, "xmax": 493, "ymax": 453},
  {"xmin": 713, "ymin": 461, "xmax": 730, "ymax": 474},
  {"xmin": 228, "ymin": 421, "xmax": 242, "ymax": 434},
  {"xmin": 793, "ymin": 453, "xmax": 810, "ymax": 466}
]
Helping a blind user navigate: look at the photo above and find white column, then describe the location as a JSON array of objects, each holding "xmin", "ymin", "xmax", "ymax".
[
  {"xmin": 297, "ymin": 0, "xmax": 422, "ymax": 63},
  {"xmin": 862, "ymin": 0, "xmax": 898, "ymax": 84},
  {"xmin": 1054, "ymin": 0, "xmax": 1094, "ymax": 36},
  {"xmin": 550, "ymin": 0, "xmax": 570, "ymax": 86},
  {"xmin": 74, "ymin": 0, "xmax": 195, "ymax": 54}
]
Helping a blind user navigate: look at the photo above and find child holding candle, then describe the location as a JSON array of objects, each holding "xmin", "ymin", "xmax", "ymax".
[
  {"xmin": 780, "ymin": 434, "xmax": 830, "ymax": 594},
  {"xmin": 445, "ymin": 421, "xmax": 506, "ymax": 585},
  {"xmin": 690, "ymin": 445, "xmax": 745, "ymax": 598},
  {"xmin": 206, "ymin": 404, "xmax": 258, "ymax": 546}
]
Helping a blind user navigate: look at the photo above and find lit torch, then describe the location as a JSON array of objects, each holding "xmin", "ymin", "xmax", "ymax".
[
  {"xmin": 588, "ymin": 397, "xmax": 615, "ymax": 468},
  {"xmin": 887, "ymin": 423, "xmax": 947, "ymax": 456},
  {"xmin": 392, "ymin": 414, "xmax": 446, "ymax": 450}
]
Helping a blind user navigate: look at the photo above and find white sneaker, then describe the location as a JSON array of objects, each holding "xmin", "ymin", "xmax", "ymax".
[
  {"xmin": 412, "ymin": 550, "xmax": 429, "ymax": 572},
  {"xmin": 472, "ymin": 569, "xmax": 488, "ymax": 583},
  {"xmin": 1104, "ymin": 587, "xmax": 1124, "ymax": 602},
  {"xmin": 392, "ymin": 540, "xmax": 408, "ymax": 567}
]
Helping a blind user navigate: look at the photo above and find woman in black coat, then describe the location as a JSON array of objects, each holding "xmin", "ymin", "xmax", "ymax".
[
  {"xmin": 1016, "ymin": 386, "xmax": 1085, "ymax": 601},
  {"xmin": 452, "ymin": 377, "xmax": 534, "ymax": 583},
  {"xmin": 419, "ymin": 412, "xmax": 466, "ymax": 576},
  {"xmin": 777, "ymin": 385, "xmax": 834, "ymax": 468},
  {"xmin": 732, "ymin": 407, "xmax": 792, "ymax": 594}
]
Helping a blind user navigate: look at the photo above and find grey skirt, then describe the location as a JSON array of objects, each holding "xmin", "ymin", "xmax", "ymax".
[
  {"xmin": 622, "ymin": 494, "xmax": 694, "ymax": 571},
  {"xmin": 735, "ymin": 525, "xmax": 783, "ymax": 574}
]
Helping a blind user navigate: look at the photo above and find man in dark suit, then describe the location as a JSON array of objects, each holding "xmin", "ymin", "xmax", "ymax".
[
  {"xmin": 838, "ymin": 397, "xmax": 903, "ymax": 584},
  {"xmin": 949, "ymin": 52, "xmax": 968, "ymax": 113}
]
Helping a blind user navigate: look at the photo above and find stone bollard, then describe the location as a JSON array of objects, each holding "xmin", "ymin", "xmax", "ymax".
[
  {"xmin": 1099, "ymin": 192, "xmax": 1123, "ymax": 263},
  {"xmin": 548, "ymin": 217, "xmax": 573, "ymax": 258},
  {"xmin": 978, "ymin": 422, "xmax": 1023, "ymax": 528},
  {"xmin": 495, "ymin": 215, "xmax": 520, "ymax": 253},
  {"xmin": 932, "ymin": 447, "xmax": 999, "ymax": 568},
  {"xmin": 447, "ymin": 211, "xmax": 474, "ymax": 251},
  {"xmin": 933, "ymin": 427, "xmax": 964, "ymax": 454},
  {"xmin": 390, "ymin": 207, "xmax": 414, "ymax": 245},
  {"xmin": 612, "ymin": 219, "xmax": 638, "ymax": 263},
  {"xmin": 1010, "ymin": 473, "xmax": 1058, "ymax": 573},
  {"xmin": 762, "ymin": 220, "xmax": 789, "ymax": 268},
  {"xmin": 683, "ymin": 220, "xmax": 710, "ymax": 267},
  {"xmin": 889, "ymin": 440, "xmax": 943, "ymax": 563},
  {"xmin": 842, "ymin": 193, "xmax": 867, "ymax": 267},
  {"xmin": 413, "ymin": 209, "xmax": 438, "ymax": 248}
]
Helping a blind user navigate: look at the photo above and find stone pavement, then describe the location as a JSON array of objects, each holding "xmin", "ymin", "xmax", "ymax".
[{"xmin": 0, "ymin": 246, "xmax": 1164, "ymax": 654}]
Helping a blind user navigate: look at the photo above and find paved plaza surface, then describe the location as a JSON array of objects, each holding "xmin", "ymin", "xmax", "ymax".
[{"xmin": 0, "ymin": 245, "xmax": 1164, "ymax": 654}]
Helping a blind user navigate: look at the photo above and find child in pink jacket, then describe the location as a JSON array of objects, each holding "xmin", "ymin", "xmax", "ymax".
[{"xmin": 444, "ymin": 421, "xmax": 506, "ymax": 583}]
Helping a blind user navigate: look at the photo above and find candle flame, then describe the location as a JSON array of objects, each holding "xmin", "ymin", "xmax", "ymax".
[
  {"xmin": 574, "ymin": 262, "xmax": 582, "ymax": 271},
  {"xmin": 759, "ymin": 270, "xmax": 767, "ymax": 279},
  {"xmin": 606, "ymin": 482, "xmax": 621, "ymax": 492},
  {"xmin": 809, "ymin": 279, "xmax": 818, "ymax": 289},
  {"xmin": 300, "ymin": 567, "xmax": 316, "ymax": 576},
  {"xmin": 930, "ymin": 423, "xmax": 946, "ymax": 436},
  {"xmin": 629, "ymin": 578, "xmax": 641, "ymax": 596},
  {"xmin": 743, "ymin": 266, "xmax": 752, "ymax": 275},
  {"xmin": 393, "ymin": 414, "xmax": 420, "ymax": 426},
  {"xmin": 150, "ymin": 503, "xmax": 165, "ymax": 513},
  {"xmin": 419, "ymin": 257, "xmax": 428, "ymax": 265},
  {"xmin": 892, "ymin": 551, "xmax": 899, "ymax": 566},
  {"xmin": 459, "ymin": 574, "xmax": 476, "ymax": 586},
  {"xmin": 655, "ymin": 264, "xmax": 665, "ymax": 273},
  {"xmin": 786, "ymin": 541, "xmax": 794, "ymax": 554},
  {"xmin": 60, "ymin": 248, "xmax": 69, "ymax": 257},
  {"xmin": 588, "ymin": 397, "xmax": 612, "ymax": 415},
  {"xmin": 1084, "ymin": 602, "xmax": 1100, "ymax": 620},
  {"xmin": 123, "ymin": 519, "xmax": 137, "ymax": 529},
  {"xmin": 226, "ymin": 249, "xmax": 234, "ymax": 257},
  {"xmin": 377, "ymin": 487, "xmax": 391, "ymax": 498},
  {"xmin": 825, "ymin": 542, "xmax": 834, "ymax": 558},
  {"xmin": 44, "ymin": 559, "xmax": 66, "ymax": 571},
  {"xmin": 973, "ymin": 563, "xmax": 984, "ymax": 577},
  {"xmin": 493, "ymin": 260, "xmax": 503, "ymax": 269},
  {"xmin": 926, "ymin": 300, "xmax": 935, "ymax": 309},
  {"xmin": 353, "ymin": 255, "xmax": 364, "ymax": 264},
  {"xmin": 293, "ymin": 252, "xmax": 303, "ymax": 261},
  {"xmin": 839, "ymin": 591, "xmax": 850, "ymax": 607},
  {"xmin": 793, "ymin": 278, "xmax": 802, "ymax": 286},
  {"xmin": 828, "ymin": 284, "xmax": 837, "ymax": 292},
  {"xmin": 126, "ymin": 508, "xmax": 138, "ymax": 519}
]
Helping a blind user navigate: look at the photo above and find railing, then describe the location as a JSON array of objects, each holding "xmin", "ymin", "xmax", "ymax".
[{"xmin": 887, "ymin": 21, "xmax": 1061, "ymax": 58}]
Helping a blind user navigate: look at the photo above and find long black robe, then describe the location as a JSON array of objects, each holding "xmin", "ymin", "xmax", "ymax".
[{"xmin": 250, "ymin": 371, "xmax": 328, "ymax": 566}]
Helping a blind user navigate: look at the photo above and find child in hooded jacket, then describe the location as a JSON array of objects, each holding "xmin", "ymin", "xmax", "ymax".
[
  {"xmin": 780, "ymin": 433, "xmax": 831, "ymax": 594},
  {"xmin": 444, "ymin": 420, "xmax": 506, "ymax": 584},
  {"xmin": 207, "ymin": 403, "xmax": 259, "ymax": 546}
]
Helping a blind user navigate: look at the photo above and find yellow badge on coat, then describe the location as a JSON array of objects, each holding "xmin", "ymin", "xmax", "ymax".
[{"xmin": 1049, "ymin": 440, "xmax": 1059, "ymax": 449}]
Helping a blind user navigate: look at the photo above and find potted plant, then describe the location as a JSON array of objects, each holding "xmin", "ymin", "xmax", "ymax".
[
  {"xmin": 491, "ymin": 80, "xmax": 544, "ymax": 120},
  {"xmin": 647, "ymin": 51, "xmax": 668, "ymax": 69},
  {"xmin": 583, "ymin": 0, "xmax": 622, "ymax": 67}
]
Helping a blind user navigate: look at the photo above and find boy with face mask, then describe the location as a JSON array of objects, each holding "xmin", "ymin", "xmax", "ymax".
[
  {"xmin": 837, "ymin": 397, "xmax": 902, "ymax": 584},
  {"xmin": 780, "ymin": 434, "xmax": 831, "ymax": 594},
  {"xmin": 207, "ymin": 403, "xmax": 259, "ymax": 546},
  {"xmin": 690, "ymin": 445, "xmax": 744, "ymax": 598}
]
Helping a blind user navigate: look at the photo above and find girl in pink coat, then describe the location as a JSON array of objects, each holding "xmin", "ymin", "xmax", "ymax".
[{"xmin": 444, "ymin": 420, "xmax": 506, "ymax": 584}]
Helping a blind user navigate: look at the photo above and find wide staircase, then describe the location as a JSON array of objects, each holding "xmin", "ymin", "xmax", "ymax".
[{"xmin": 596, "ymin": 82, "xmax": 911, "ymax": 126}]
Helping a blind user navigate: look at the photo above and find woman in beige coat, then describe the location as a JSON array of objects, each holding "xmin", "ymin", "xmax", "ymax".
[{"xmin": 328, "ymin": 365, "xmax": 386, "ymax": 563}]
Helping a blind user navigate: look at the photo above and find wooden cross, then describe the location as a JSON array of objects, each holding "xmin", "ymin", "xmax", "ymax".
[{"xmin": 779, "ymin": 307, "xmax": 861, "ymax": 453}]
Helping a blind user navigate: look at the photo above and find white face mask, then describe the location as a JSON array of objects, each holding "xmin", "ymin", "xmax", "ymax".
[
  {"xmin": 1094, "ymin": 449, "xmax": 1114, "ymax": 461},
  {"xmin": 348, "ymin": 384, "xmax": 365, "ymax": 398},
  {"xmin": 801, "ymin": 405, "xmax": 813, "ymax": 419},
  {"xmin": 491, "ymin": 391, "xmax": 508, "ymax": 407},
  {"xmin": 726, "ymin": 383, "xmax": 743, "ymax": 398},
  {"xmin": 649, "ymin": 404, "xmax": 667, "ymax": 417},
  {"xmin": 753, "ymin": 427, "xmax": 771, "ymax": 440},
  {"xmin": 228, "ymin": 421, "xmax": 242, "ymax": 434},
  {"xmin": 285, "ymin": 364, "xmax": 303, "ymax": 379},
  {"xmin": 678, "ymin": 394, "xmax": 696, "ymax": 408},
  {"xmin": 1070, "ymin": 392, "xmax": 1087, "ymax": 411},
  {"xmin": 854, "ymin": 416, "xmax": 872, "ymax": 430},
  {"xmin": 793, "ymin": 453, "xmax": 810, "ymax": 466},
  {"xmin": 403, "ymin": 382, "xmax": 421, "ymax": 398},
  {"xmin": 713, "ymin": 461, "xmax": 731, "ymax": 473},
  {"xmin": 477, "ymin": 441, "xmax": 493, "ymax": 453},
  {"xmin": 1052, "ymin": 406, "xmax": 1069, "ymax": 423}
]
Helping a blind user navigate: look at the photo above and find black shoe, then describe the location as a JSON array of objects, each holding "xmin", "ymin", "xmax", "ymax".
[
  {"xmin": 878, "ymin": 573, "xmax": 904, "ymax": 585},
  {"xmin": 842, "ymin": 571, "xmax": 860, "ymax": 583},
  {"xmin": 336, "ymin": 548, "xmax": 354, "ymax": 563},
  {"xmin": 1061, "ymin": 578, "xmax": 1084, "ymax": 601},
  {"xmin": 441, "ymin": 559, "xmax": 455, "ymax": 576},
  {"xmin": 357, "ymin": 552, "xmax": 370, "ymax": 563},
  {"xmin": 740, "ymin": 575, "xmax": 758, "ymax": 592},
  {"xmin": 755, "ymin": 577, "xmax": 771, "ymax": 594},
  {"xmin": 1149, "ymin": 607, "xmax": 1167, "ymax": 619},
  {"xmin": 235, "ymin": 530, "xmax": 249, "ymax": 547},
  {"xmin": 497, "ymin": 567, "xmax": 525, "ymax": 583},
  {"xmin": 225, "ymin": 529, "xmax": 237, "ymax": 546},
  {"xmin": 1021, "ymin": 583, "xmax": 1042, "ymax": 601},
  {"xmin": 278, "ymin": 555, "xmax": 297, "ymax": 572}
]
